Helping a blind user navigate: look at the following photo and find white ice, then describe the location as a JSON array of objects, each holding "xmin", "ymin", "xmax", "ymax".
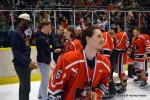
[{"xmin": 0, "ymin": 71, "xmax": 150, "ymax": 100}]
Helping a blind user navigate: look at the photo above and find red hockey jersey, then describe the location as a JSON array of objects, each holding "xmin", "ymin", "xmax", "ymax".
[
  {"xmin": 102, "ymin": 32, "xmax": 114, "ymax": 57},
  {"xmin": 114, "ymin": 31, "xmax": 129, "ymax": 51},
  {"xmin": 63, "ymin": 39, "xmax": 83, "ymax": 53},
  {"xmin": 131, "ymin": 34, "xmax": 150, "ymax": 61},
  {"xmin": 48, "ymin": 50, "xmax": 111, "ymax": 100}
]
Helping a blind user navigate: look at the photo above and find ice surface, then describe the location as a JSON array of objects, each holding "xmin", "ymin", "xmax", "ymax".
[{"xmin": 0, "ymin": 71, "xmax": 150, "ymax": 100}]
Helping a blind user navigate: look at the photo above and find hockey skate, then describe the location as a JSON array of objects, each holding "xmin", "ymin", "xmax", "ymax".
[
  {"xmin": 102, "ymin": 92, "xmax": 114, "ymax": 99},
  {"xmin": 115, "ymin": 82, "xmax": 122, "ymax": 87},
  {"xmin": 116, "ymin": 86, "xmax": 126, "ymax": 94},
  {"xmin": 133, "ymin": 77, "xmax": 141, "ymax": 83},
  {"xmin": 140, "ymin": 81, "xmax": 147, "ymax": 88}
]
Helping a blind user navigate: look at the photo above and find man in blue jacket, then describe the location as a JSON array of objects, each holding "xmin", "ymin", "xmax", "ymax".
[{"xmin": 11, "ymin": 13, "xmax": 36, "ymax": 100}]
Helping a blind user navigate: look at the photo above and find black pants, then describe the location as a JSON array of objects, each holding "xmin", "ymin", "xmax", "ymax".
[
  {"xmin": 14, "ymin": 64, "xmax": 31, "ymax": 100},
  {"xmin": 109, "ymin": 49, "xmax": 118, "ymax": 94},
  {"xmin": 128, "ymin": 64, "xmax": 135, "ymax": 76}
]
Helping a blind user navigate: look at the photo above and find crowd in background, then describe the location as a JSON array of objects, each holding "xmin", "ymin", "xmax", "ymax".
[
  {"xmin": 0, "ymin": 1, "xmax": 150, "ymax": 99},
  {"xmin": 0, "ymin": 0, "xmax": 150, "ymax": 47},
  {"xmin": 0, "ymin": 11, "xmax": 150, "ymax": 47},
  {"xmin": 0, "ymin": 0, "xmax": 150, "ymax": 10}
]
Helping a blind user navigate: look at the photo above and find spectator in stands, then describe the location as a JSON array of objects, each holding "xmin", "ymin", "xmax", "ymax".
[
  {"xmin": 43, "ymin": 12, "xmax": 51, "ymax": 22},
  {"xmin": 0, "ymin": 14, "xmax": 8, "ymax": 32},
  {"xmin": 75, "ymin": 26, "xmax": 82, "ymax": 41},
  {"xmin": 60, "ymin": 16, "xmax": 69, "ymax": 29}
]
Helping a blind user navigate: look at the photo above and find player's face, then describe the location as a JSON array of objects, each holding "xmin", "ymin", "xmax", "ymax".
[
  {"xmin": 133, "ymin": 29, "xmax": 139, "ymax": 37},
  {"xmin": 88, "ymin": 29, "xmax": 104, "ymax": 51},
  {"xmin": 63, "ymin": 29, "xmax": 71, "ymax": 40}
]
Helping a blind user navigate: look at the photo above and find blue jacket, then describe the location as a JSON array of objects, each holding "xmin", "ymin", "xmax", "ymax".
[{"xmin": 11, "ymin": 27, "xmax": 31, "ymax": 67}]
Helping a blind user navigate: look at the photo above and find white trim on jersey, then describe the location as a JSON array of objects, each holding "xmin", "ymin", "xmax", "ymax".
[
  {"xmin": 51, "ymin": 79, "xmax": 63, "ymax": 88},
  {"xmin": 134, "ymin": 54, "xmax": 144, "ymax": 55},
  {"xmin": 103, "ymin": 55, "xmax": 110, "ymax": 57},
  {"xmin": 115, "ymin": 32, "xmax": 126, "ymax": 47},
  {"xmin": 65, "ymin": 59, "xmax": 110, "ymax": 73},
  {"xmin": 65, "ymin": 60, "xmax": 85, "ymax": 70},
  {"xmin": 50, "ymin": 72, "xmax": 66, "ymax": 88},
  {"xmin": 71, "ymin": 68, "xmax": 78, "ymax": 74},
  {"xmin": 97, "ymin": 60, "xmax": 110, "ymax": 73},
  {"xmin": 139, "ymin": 35, "xmax": 146, "ymax": 39},
  {"xmin": 102, "ymin": 48, "xmax": 111, "ymax": 51},
  {"xmin": 70, "ymin": 41, "xmax": 77, "ymax": 50},
  {"xmin": 48, "ymin": 89, "xmax": 63, "ymax": 95},
  {"xmin": 95, "ymin": 88, "xmax": 105, "ymax": 95}
]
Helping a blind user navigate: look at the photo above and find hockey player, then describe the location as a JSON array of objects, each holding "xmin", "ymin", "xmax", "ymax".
[
  {"xmin": 63, "ymin": 27, "xmax": 83, "ymax": 53},
  {"xmin": 101, "ymin": 29, "xmax": 117, "ymax": 97},
  {"xmin": 48, "ymin": 26, "xmax": 111, "ymax": 100},
  {"xmin": 113, "ymin": 24, "xmax": 129, "ymax": 93},
  {"xmin": 101, "ymin": 29, "xmax": 114, "ymax": 58},
  {"xmin": 131, "ymin": 27, "xmax": 150, "ymax": 87}
]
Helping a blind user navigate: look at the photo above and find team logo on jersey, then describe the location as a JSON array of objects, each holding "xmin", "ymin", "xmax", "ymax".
[
  {"xmin": 55, "ymin": 70, "xmax": 62, "ymax": 79},
  {"xmin": 126, "ymin": 41, "xmax": 130, "ymax": 47},
  {"xmin": 133, "ymin": 45, "xmax": 138, "ymax": 50},
  {"xmin": 145, "ymin": 40, "xmax": 150, "ymax": 45},
  {"xmin": 75, "ymin": 87, "xmax": 91, "ymax": 100},
  {"xmin": 75, "ymin": 79, "xmax": 92, "ymax": 100},
  {"xmin": 115, "ymin": 39, "xmax": 119, "ymax": 44},
  {"xmin": 99, "ymin": 70, "xmax": 103, "ymax": 73}
]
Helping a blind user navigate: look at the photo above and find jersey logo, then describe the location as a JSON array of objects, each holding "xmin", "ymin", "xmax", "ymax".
[
  {"xmin": 55, "ymin": 70, "xmax": 62, "ymax": 79},
  {"xmin": 133, "ymin": 45, "xmax": 138, "ymax": 50},
  {"xmin": 145, "ymin": 40, "xmax": 150, "ymax": 45},
  {"xmin": 75, "ymin": 87, "xmax": 90, "ymax": 99},
  {"xmin": 115, "ymin": 39, "xmax": 119, "ymax": 44},
  {"xmin": 99, "ymin": 70, "xmax": 103, "ymax": 73},
  {"xmin": 126, "ymin": 41, "xmax": 130, "ymax": 47}
]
